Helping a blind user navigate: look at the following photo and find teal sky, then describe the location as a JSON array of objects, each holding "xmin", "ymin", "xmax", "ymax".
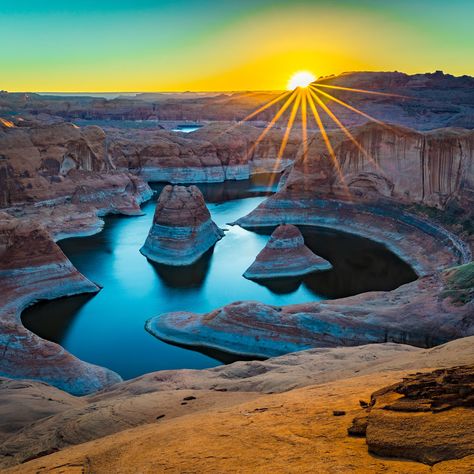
[{"xmin": 1, "ymin": 0, "xmax": 473, "ymax": 91}]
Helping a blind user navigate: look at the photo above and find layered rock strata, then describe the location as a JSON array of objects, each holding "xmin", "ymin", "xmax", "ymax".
[
  {"xmin": 0, "ymin": 214, "xmax": 122, "ymax": 395},
  {"xmin": 0, "ymin": 121, "xmax": 152, "ymax": 393},
  {"xmin": 237, "ymin": 123, "xmax": 474, "ymax": 276},
  {"xmin": 141, "ymin": 185, "xmax": 224, "ymax": 265},
  {"xmin": 108, "ymin": 122, "xmax": 298, "ymax": 183},
  {"xmin": 147, "ymin": 263, "xmax": 474, "ymax": 358},
  {"xmin": 243, "ymin": 224, "xmax": 332, "ymax": 279}
]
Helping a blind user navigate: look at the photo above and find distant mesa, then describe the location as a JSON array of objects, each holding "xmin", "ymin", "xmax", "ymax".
[
  {"xmin": 140, "ymin": 185, "xmax": 224, "ymax": 266},
  {"xmin": 243, "ymin": 224, "xmax": 332, "ymax": 280}
]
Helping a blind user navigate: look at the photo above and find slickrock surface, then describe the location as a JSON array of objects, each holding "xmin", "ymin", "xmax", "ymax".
[
  {"xmin": 141, "ymin": 185, "xmax": 224, "ymax": 265},
  {"xmin": 147, "ymin": 263, "xmax": 474, "ymax": 358},
  {"xmin": 108, "ymin": 122, "xmax": 298, "ymax": 183},
  {"xmin": 1, "ymin": 341, "xmax": 473, "ymax": 472},
  {"xmin": 0, "ymin": 336, "xmax": 473, "ymax": 470},
  {"xmin": 244, "ymin": 224, "xmax": 332, "ymax": 279},
  {"xmin": 349, "ymin": 365, "xmax": 474, "ymax": 465}
]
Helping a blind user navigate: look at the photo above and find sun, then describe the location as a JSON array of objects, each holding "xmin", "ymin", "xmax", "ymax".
[{"xmin": 287, "ymin": 71, "xmax": 316, "ymax": 90}]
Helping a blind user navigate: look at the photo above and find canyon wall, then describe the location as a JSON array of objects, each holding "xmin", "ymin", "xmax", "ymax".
[{"xmin": 107, "ymin": 123, "xmax": 298, "ymax": 183}]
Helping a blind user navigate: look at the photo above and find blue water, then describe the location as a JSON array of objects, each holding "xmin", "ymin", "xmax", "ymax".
[
  {"xmin": 22, "ymin": 178, "xmax": 416, "ymax": 379},
  {"xmin": 171, "ymin": 124, "xmax": 203, "ymax": 133}
]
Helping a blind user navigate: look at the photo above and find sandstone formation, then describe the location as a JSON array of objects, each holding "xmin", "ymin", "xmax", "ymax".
[
  {"xmin": 0, "ymin": 214, "xmax": 122, "ymax": 395},
  {"xmin": 237, "ymin": 122, "xmax": 474, "ymax": 276},
  {"xmin": 243, "ymin": 224, "xmax": 332, "ymax": 279},
  {"xmin": 0, "ymin": 121, "xmax": 152, "ymax": 393},
  {"xmin": 349, "ymin": 365, "xmax": 474, "ymax": 465},
  {"xmin": 107, "ymin": 122, "xmax": 298, "ymax": 183},
  {"xmin": 141, "ymin": 185, "xmax": 224, "ymax": 265},
  {"xmin": 1, "ymin": 336, "xmax": 473, "ymax": 471},
  {"xmin": 147, "ymin": 262, "xmax": 474, "ymax": 358},
  {"xmin": 0, "ymin": 72, "xmax": 473, "ymax": 473}
]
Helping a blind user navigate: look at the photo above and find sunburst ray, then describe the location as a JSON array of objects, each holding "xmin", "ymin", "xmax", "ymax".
[
  {"xmin": 310, "ymin": 85, "xmax": 387, "ymax": 127},
  {"xmin": 306, "ymin": 91, "xmax": 352, "ymax": 198},
  {"xmin": 308, "ymin": 88, "xmax": 382, "ymax": 172},
  {"xmin": 268, "ymin": 89, "xmax": 303, "ymax": 187},
  {"xmin": 244, "ymin": 89, "xmax": 298, "ymax": 162},
  {"xmin": 314, "ymin": 83, "xmax": 408, "ymax": 99}
]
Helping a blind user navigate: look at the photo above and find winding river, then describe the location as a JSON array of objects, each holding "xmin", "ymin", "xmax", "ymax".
[{"xmin": 22, "ymin": 176, "xmax": 416, "ymax": 380}]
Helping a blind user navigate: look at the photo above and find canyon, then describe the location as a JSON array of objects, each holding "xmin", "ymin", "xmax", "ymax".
[{"xmin": 0, "ymin": 71, "xmax": 473, "ymax": 471}]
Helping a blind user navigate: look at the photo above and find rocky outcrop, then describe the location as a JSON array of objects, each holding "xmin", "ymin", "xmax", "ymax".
[
  {"xmin": 0, "ymin": 214, "xmax": 122, "ymax": 395},
  {"xmin": 141, "ymin": 185, "xmax": 224, "ymax": 265},
  {"xmin": 147, "ymin": 263, "xmax": 474, "ymax": 358},
  {"xmin": 1, "ymin": 336, "xmax": 474, "ymax": 471},
  {"xmin": 243, "ymin": 224, "xmax": 332, "ymax": 279},
  {"xmin": 237, "ymin": 123, "xmax": 474, "ymax": 276},
  {"xmin": 283, "ymin": 122, "xmax": 474, "ymax": 210},
  {"xmin": 108, "ymin": 122, "xmax": 298, "ymax": 183},
  {"xmin": 0, "ymin": 121, "xmax": 153, "ymax": 394},
  {"xmin": 348, "ymin": 366, "xmax": 474, "ymax": 465}
]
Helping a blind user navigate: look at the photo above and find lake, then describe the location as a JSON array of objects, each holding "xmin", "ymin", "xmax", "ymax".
[{"xmin": 22, "ymin": 177, "xmax": 416, "ymax": 379}]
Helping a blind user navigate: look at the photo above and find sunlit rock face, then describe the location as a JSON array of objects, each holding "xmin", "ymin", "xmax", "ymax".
[
  {"xmin": 141, "ymin": 185, "xmax": 224, "ymax": 265},
  {"xmin": 107, "ymin": 123, "xmax": 298, "ymax": 183},
  {"xmin": 349, "ymin": 365, "xmax": 474, "ymax": 465},
  {"xmin": 282, "ymin": 122, "xmax": 474, "ymax": 209},
  {"xmin": 243, "ymin": 224, "xmax": 332, "ymax": 279},
  {"xmin": 237, "ymin": 123, "xmax": 473, "ymax": 275}
]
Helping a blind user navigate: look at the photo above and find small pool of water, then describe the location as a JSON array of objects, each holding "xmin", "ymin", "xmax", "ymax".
[
  {"xmin": 22, "ymin": 177, "xmax": 416, "ymax": 379},
  {"xmin": 171, "ymin": 124, "xmax": 203, "ymax": 133}
]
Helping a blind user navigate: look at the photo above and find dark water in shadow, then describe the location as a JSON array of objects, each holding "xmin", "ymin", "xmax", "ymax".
[{"xmin": 22, "ymin": 176, "xmax": 416, "ymax": 379}]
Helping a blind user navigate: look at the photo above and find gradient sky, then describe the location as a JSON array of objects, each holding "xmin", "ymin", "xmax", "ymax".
[{"xmin": 1, "ymin": 0, "xmax": 473, "ymax": 92}]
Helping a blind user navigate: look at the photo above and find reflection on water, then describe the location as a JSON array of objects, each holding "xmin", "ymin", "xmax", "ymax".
[
  {"xmin": 22, "ymin": 176, "xmax": 416, "ymax": 379},
  {"xmin": 249, "ymin": 226, "xmax": 417, "ymax": 298}
]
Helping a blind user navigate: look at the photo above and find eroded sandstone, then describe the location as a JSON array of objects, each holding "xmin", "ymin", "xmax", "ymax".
[
  {"xmin": 243, "ymin": 224, "xmax": 332, "ymax": 279},
  {"xmin": 348, "ymin": 365, "xmax": 474, "ymax": 465},
  {"xmin": 141, "ymin": 185, "xmax": 224, "ymax": 265}
]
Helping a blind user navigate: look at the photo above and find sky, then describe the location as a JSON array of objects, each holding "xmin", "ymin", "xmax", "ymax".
[{"xmin": 1, "ymin": 0, "xmax": 473, "ymax": 92}]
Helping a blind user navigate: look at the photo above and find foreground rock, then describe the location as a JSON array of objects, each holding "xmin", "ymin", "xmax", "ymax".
[
  {"xmin": 147, "ymin": 263, "xmax": 474, "ymax": 358},
  {"xmin": 141, "ymin": 185, "xmax": 224, "ymax": 265},
  {"xmin": 0, "ymin": 336, "xmax": 473, "ymax": 469},
  {"xmin": 243, "ymin": 224, "xmax": 332, "ymax": 279},
  {"xmin": 349, "ymin": 365, "xmax": 474, "ymax": 465}
]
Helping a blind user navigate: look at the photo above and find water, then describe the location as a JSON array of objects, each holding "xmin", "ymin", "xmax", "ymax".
[
  {"xmin": 171, "ymin": 124, "xmax": 203, "ymax": 133},
  {"xmin": 22, "ymin": 178, "xmax": 416, "ymax": 380}
]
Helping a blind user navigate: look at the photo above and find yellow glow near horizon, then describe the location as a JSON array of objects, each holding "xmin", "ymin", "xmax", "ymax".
[{"xmin": 287, "ymin": 71, "xmax": 317, "ymax": 90}]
